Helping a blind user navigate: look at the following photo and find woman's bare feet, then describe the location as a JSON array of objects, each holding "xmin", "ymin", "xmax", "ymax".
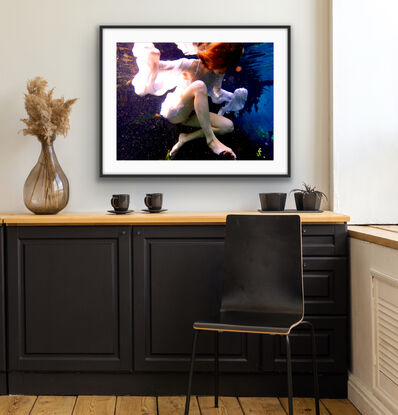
[
  {"xmin": 170, "ymin": 133, "xmax": 236, "ymax": 159},
  {"xmin": 170, "ymin": 133, "xmax": 188, "ymax": 157},
  {"xmin": 208, "ymin": 137, "xmax": 237, "ymax": 159}
]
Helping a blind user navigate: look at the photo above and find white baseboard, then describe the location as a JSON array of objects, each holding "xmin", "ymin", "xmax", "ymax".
[{"xmin": 348, "ymin": 374, "xmax": 396, "ymax": 415}]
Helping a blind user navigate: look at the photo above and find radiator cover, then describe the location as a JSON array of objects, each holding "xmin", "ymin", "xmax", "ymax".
[{"xmin": 372, "ymin": 269, "xmax": 398, "ymax": 413}]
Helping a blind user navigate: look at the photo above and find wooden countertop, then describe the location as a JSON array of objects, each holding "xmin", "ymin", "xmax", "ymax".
[
  {"xmin": 348, "ymin": 225, "xmax": 398, "ymax": 251},
  {"xmin": 0, "ymin": 211, "xmax": 349, "ymax": 226}
]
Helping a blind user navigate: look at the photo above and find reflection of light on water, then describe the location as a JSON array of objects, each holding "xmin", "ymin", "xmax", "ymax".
[{"xmin": 241, "ymin": 43, "xmax": 274, "ymax": 82}]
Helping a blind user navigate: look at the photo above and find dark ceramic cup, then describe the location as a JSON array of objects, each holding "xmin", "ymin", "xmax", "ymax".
[
  {"xmin": 111, "ymin": 194, "xmax": 130, "ymax": 211},
  {"xmin": 145, "ymin": 193, "xmax": 163, "ymax": 211},
  {"xmin": 259, "ymin": 193, "xmax": 287, "ymax": 211}
]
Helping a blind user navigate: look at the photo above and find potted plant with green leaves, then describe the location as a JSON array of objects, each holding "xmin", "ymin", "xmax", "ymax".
[{"xmin": 290, "ymin": 183, "xmax": 327, "ymax": 211}]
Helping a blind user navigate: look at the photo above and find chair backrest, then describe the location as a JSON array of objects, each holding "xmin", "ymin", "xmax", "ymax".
[{"xmin": 221, "ymin": 215, "xmax": 303, "ymax": 316}]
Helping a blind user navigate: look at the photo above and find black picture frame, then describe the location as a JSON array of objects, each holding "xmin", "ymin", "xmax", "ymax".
[{"xmin": 100, "ymin": 25, "xmax": 290, "ymax": 177}]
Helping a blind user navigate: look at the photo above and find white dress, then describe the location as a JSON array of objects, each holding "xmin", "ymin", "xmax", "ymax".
[{"xmin": 131, "ymin": 43, "xmax": 248, "ymax": 119}]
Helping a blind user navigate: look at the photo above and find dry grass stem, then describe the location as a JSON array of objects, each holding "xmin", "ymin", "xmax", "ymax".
[{"xmin": 21, "ymin": 76, "xmax": 77, "ymax": 144}]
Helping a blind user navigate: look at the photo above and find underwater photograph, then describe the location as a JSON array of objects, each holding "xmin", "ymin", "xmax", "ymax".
[{"xmin": 116, "ymin": 42, "xmax": 274, "ymax": 161}]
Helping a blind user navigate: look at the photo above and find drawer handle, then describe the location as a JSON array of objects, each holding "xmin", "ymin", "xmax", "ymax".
[{"xmin": 303, "ymin": 262, "xmax": 307, "ymax": 268}]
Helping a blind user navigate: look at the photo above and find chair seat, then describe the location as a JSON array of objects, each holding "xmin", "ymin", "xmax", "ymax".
[{"xmin": 193, "ymin": 311, "xmax": 303, "ymax": 335}]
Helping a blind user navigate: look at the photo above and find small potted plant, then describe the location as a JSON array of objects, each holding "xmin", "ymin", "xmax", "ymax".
[{"xmin": 290, "ymin": 183, "xmax": 327, "ymax": 211}]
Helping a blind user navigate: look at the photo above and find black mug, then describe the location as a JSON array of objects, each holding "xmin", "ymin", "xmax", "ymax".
[
  {"xmin": 144, "ymin": 193, "xmax": 163, "ymax": 211},
  {"xmin": 111, "ymin": 194, "xmax": 130, "ymax": 212},
  {"xmin": 259, "ymin": 193, "xmax": 287, "ymax": 211}
]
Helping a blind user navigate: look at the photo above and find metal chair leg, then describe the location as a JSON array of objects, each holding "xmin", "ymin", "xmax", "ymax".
[
  {"xmin": 184, "ymin": 330, "xmax": 199, "ymax": 415},
  {"xmin": 301, "ymin": 321, "xmax": 320, "ymax": 415},
  {"xmin": 214, "ymin": 331, "xmax": 219, "ymax": 408},
  {"xmin": 286, "ymin": 335, "xmax": 294, "ymax": 415}
]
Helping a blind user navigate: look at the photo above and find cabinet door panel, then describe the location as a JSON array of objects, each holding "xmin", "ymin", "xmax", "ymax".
[
  {"xmin": 7, "ymin": 226, "xmax": 132, "ymax": 372},
  {"xmin": 303, "ymin": 258, "xmax": 347, "ymax": 315},
  {"xmin": 262, "ymin": 316, "xmax": 347, "ymax": 373},
  {"xmin": 133, "ymin": 226, "xmax": 259, "ymax": 372}
]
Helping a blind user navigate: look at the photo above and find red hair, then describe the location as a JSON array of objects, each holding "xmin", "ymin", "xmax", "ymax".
[{"xmin": 197, "ymin": 43, "xmax": 243, "ymax": 72}]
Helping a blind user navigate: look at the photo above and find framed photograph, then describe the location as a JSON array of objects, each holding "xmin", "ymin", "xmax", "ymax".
[{"xmin": 101, "ymin": 26, "xmax": 290, "ymax": 176}]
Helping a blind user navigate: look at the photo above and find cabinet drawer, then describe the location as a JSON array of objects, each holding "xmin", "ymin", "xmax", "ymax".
[
  {"xmin": 303, "ymin": 258, "xmax": 347, "ymax": 315},
  {"xmin": 262, "ymin": 316, "xmax": 347, "ymax": 374},
  {"xmin": 302, "ymin": 224, "xmax": 347, "ymax": 256}
]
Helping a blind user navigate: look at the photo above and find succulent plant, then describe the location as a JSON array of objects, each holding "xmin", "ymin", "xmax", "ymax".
[{"xmin": 290, "ymin": 183, "xmax": 328, "ymax": 201}]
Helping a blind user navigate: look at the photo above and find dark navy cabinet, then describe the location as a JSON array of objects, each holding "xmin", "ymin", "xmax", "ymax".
[{"xmin": 4, "ymin": 222, "xmax": 348, "ymax": 397}]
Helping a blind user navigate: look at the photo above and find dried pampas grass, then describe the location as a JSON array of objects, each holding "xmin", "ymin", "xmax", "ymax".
[{"xmin": 21, "ymin": 77, "xmax": 77, "ymax": 144}]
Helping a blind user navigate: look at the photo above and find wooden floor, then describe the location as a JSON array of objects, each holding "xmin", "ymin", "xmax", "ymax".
[{"xmin": 0, "ymin": 396, "xmax": 361, "ymax": 415}]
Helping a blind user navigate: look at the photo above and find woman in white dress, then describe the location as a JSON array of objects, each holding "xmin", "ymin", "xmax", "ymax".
[{"xmin": 131, "ymin": 42, "xmax": 248, "ymax": 159}]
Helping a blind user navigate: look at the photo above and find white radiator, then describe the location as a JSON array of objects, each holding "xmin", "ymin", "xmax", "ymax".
[{"xmin": 372, "ymin": 269, "xmax": 398, "ymax": 414}]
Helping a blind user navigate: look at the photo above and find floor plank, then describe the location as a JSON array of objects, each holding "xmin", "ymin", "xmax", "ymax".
[
  {"xmin": 31, "ymin": 396, "xmax": 76, "ymax": 415},
  {"xmin": 158, "ymin": 396, "xmax": 200, "ymax": 415},
  {"xmin": 239, "ymin": 397, "xmax": 286, "ymax": 415},
  {"xmin": 0, "ymin": 396, "xmax": 362, "ymax": 415},
  {"xmin": 322, "ymin": 399, "xmax": 361, "ymax": 415},
  {"xmin": 72, "ymin": 396, "xmax": 116, "ymax": 415},
  {"xmin": 115, "ymin": 396, "xmax": 157, "ymax": 415},
  {"xmin": 0, "ymin": 396, "xmax": 37, "ymax": 415},
  {"xmin": 198, "ymin": 396, "xmax": 244, "ymax": 415},
  {"xmin": 279, "ymin": 398, "xmax": 330, "ymax": 415}
]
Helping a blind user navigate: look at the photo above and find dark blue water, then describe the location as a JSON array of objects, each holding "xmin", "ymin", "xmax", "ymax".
[{"xmin": 227, "ymin": 43, "xmax": 274, "ymax": 158}]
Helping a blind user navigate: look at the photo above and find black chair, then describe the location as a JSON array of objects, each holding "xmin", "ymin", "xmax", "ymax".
[{"xmin": 184, "ymin": 215, "xmax": 320, "ymax": 415}]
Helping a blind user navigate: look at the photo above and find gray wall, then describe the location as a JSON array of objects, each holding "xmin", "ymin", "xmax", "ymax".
[{"xmin": 0, "ymin": 0, "xmax": 331, "ymax": 212}]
